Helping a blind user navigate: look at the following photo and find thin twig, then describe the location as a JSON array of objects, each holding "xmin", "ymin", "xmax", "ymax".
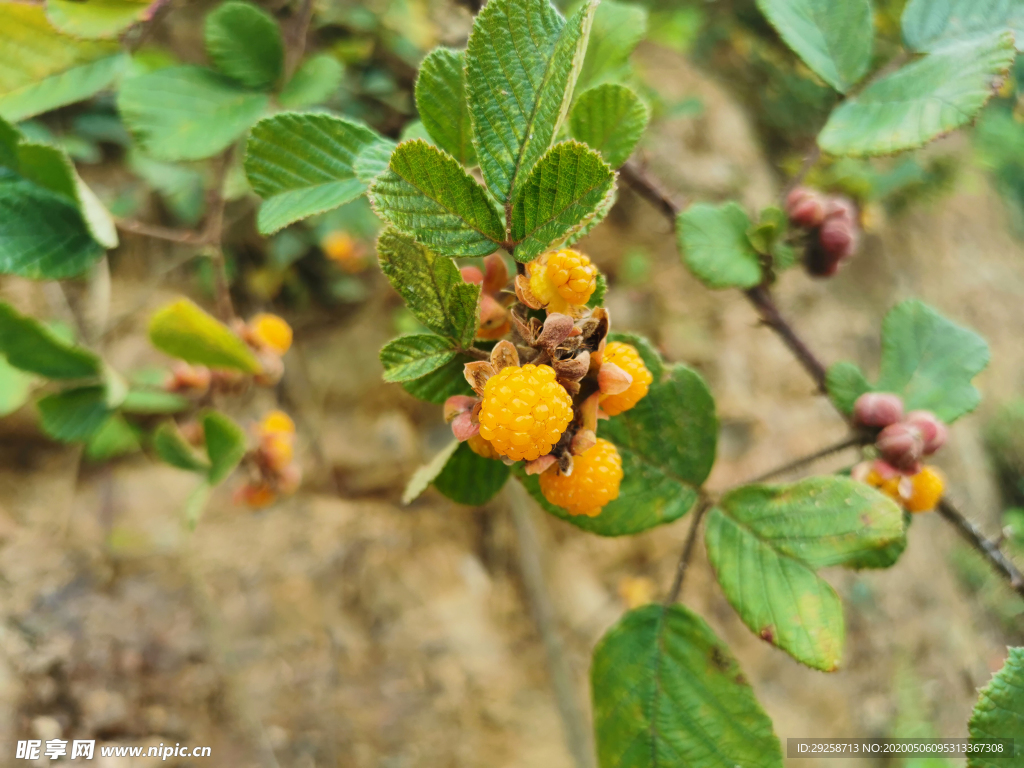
[
  {"xmin": 284, "ymin": 0, "xmax": 315, "ymax": 81},
  {"xmin": 936, "ymin": 498, "xmax": 1024, "ymax": 598},
  {"xmin": 115, "ymin": 218, "xmax": 206, "ymax": 245},
  {"xmin": 666, "ymin": 497, "xmax": 712, "ymax": 605},
  {"xmin": 746, "ymin": 433, "xmax": 866, "ymax": 484}
]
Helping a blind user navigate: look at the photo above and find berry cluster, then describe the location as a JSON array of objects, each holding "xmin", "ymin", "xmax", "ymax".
[
  {"xmin": 234, "ymin": 410, "xmax": 303, "ymax": 508},
  {"xmin": 443, "ymin": 248, "xmax": 651, "ymax": 517},
  {"xmin": 785, "ymin": 186, "xmax": 861, "ymax": 277},
  {"xmin": 851, "ymin": 392, "xmax": 947, "ymax": 512}
]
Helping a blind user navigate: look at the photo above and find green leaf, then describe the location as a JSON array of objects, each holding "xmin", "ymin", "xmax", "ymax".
[
  {"xmin": 678, "ymin": 202, "xmax": 763, "ymax": 290},
  {"xmin": 0, "ymin": 354, "xmax": 33, "ymax": 417},
  {"xmin": 575, "ymin": 0, "xmax": 647, "ymax": 92},
  {"xmin": 369, "ymin": 140, "xmax": 505, "ymax": 257},
  {"xmin": 153, "ymin": 421, "xmax": 210, "ymax": 472},
  {"xmin": 415, "ymin": 48, "xmax": 476, "ymax": 167},
  {"xmin": 818, "ymin": 33, "xmax": 1016, "ymax": 157},
  {"xmin": 755, "ymin": 0, "xmax": 873, "ymax": 93},
  {"xmin": 121, "ymin": 389, "xmax": 190, "ymax": 414},
  {"xmin": 0, "ymin": 4, "xmax": 126, "ymax": 121},
  {"xmin": 587, "ymin": 271, "xmax": 607, "ymax": 308},
  {"xmin": 434, "ymin": 441, "xmax": 511, "ymax": 505},
  {"xmin": 0, "ymin": 302, "xmax": 101, "ymax": 379},
  {"xmin": 465, "ymin": 0, "xmax": 597, "ymax": 204},
  {"xmin": 521, "ymin": 364, "xmax": 717, "ymax": 536},
  {"xmin": 85, "ymin": 413, "xmax": 141, "ymax": 461},
  {"xmin": 829, "ymin": 300, "xmax": 990, "ymax": 423},
  {"xmin": 37, "ymin": 385, "xmax": 111, "ymax": 442},
  {"xmin": 903, "ymin": 0, "xmax": 1024, "ymax": 53},
  {"xmin": 705, "ymin": 477, "xmax": 904, "ymax": 670},
  {"xmin": 202, "ymin": 410, "xmax": 246, "ymax": 484},
  {"xmin": 401, "ymin": 353, "xmax": 475, "ymax": 404},
  {"xmin": 46, "ymin": 0, "xmax": 151, "ymax": 40},
  {"xmin": 380, "ymin": 334, "xmax": 459, "ymax": 383},
  {"xmin": 118, "ymin": 66, "xmax": 269, "ymax": 162},
  {"xmin": 509, "ymin": 140, "xmax": 615, "ymax": 262},
  {"xmin": 968, "ymin": 647, "xmax": 1024, "ymax": 766},
  {"xmin": 204, "ymin": 1, "xmax": 283, "ymax": 91},
  {"xmin": 277, "ymin": 54, "xmax": 343, "ymax": 108},
  {"xmin": 148, "ymin": 298, "xmax": 262, "ymax": 373},
  {"xmin": 592, "ymin": 604, "xmax": 783, "ymax": 768},
  {"xmin": 184, "ymin": 481, "xmax": 212, "ymax": 529},
  {"xmin": 569, "ymin": 84, "xmax": 649, "ymax": 169},
  {"xmin": 376, "ymin": 229, "xmax": 481, "ymax": 347},
  {"xmin": 245, "ymin": 111, "xmax": 394, "ymax": 234},
  {"xmin": 403, "ymin": 440, "xmax": 460, "ymax": 504}
]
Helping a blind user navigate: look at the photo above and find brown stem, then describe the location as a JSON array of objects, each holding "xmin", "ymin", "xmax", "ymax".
[
  {"xmin": 666, "ymin": 498, "xmax": 712, "ymax": 604},
  {"xmin": 936, "ymin": 498, "xmax": 1024, "ymax": 598},
  {"xmin": 746, "ymin": 433, "xmax": 866, "ymax": 484},
  {"xmin": 284, "ymin": 0, "xmax": 315, "ymax": 82},
  {"xmin": 115, "ymin": 218, "xmax": 206, "ymax": 245}
]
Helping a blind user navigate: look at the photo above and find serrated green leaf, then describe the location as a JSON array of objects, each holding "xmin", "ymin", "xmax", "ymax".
[
  {"xmin": 204, "ymin": 1, "xmax": 283, "ymax": 91},
  {"xmin": 968, "ymin": 647, "xmax": 1024, "ymax": 766},
  {"xmin": 587, "ymin": 271, "xmax": 607, "ymax": 308},
  {"xmin": 592, "ymin": 604, "xmax": 783, "ymax": 768},
  {"xmin": 818, "ymin": 33, "xmax": 1016, "ymax": 157},
  {"xmin": 245, "ymin": 111, "xmax": 394, "ymax": 234},
  {"xmin": 401, "ymin": 353, "xmax": 475, "ymax": 403},
  {"xmin": 0, "ymin": 302, "xmax": 101, "ymax": 379},
  {"xmin": 705, "ymin": 477, "xmax": 904, "ymax": 670},
  {"xmin": 415, "ymin": 48, "xmax": 475, "ymax": 167},
  {"xmin": 153, "ymin": 421, "xmax": 210, "ymax": 472},
  {"xmin": 465, "ymin": 0, "xmax": 597, "ymax": 204},
  {"xmin": 278, "ymin": 53, "xmax": 343, "ymax": 108},
  {"xmin": 0, "ymin": 354, "xmax": 33, "ymax": 416},
  {"xmin": 370, "ymin": 140, "xmax": 505, "ymax": 257},
  {"xmin": 826, "ymin": 360, "xmax": 872, "ymax": 416},
  {"xmin": 149, "ymin": 298, "xmax": 262, "ymax": 373},
  {"xmin": 121, "ymin": 389, "xmax": 190, "ymax": 414},
  {"xmin": 903, "ymin": 0, "xmax": 1024, "ymax": 53},
  {"xmin": 606, "ymin": 331, "xmax": 665, "ymax": 381},
  {"xmin": 575, "ymin": 0, "xmax": 647, "ymax": 92},
  {"xmin": 85, "ymin": 413, "xmax": 141, "ymax": 461},
  {"xmin": 46, "ymin": 0, "xmax": 151, "ymax": 40},
  {"xmin": 509, "ymin": 140, "xmax": 615, "ymax": 262},
  {"xmin": 377, "ymin": 229, "xmax": 481, "ymax": 347},
  {"xmin": 0, "ymin": 3, "xmax": 127, "ymax": 121},
  {"xmin": 569, "ymin": 84, "xmax": 649, "ymax": 169},
  {"xmin": 403, "ymin": 439, "xmax": 460, "ymax": 504},
  {"xmin": 434, "ymin": 441, "xmax": 511, "ymax": 505},
  {"xmin": 37, "ymin": 385, "xmax": 110, "ymax": 442},
  {"xmin": 202, "ymin": 410, "xmax": 246, "ymax": 484},
  {"xmin": 380, "ymin": 334, "xmax": 459, "ymax": 383},
  {"xmin": 118, "ymin": 66, "xmax": 269, "ymax": 162},
  {"xmin": 755, "ymin": 0, "xmax": 873, "ymax": 93},
  {"xmin": 521, "ymin": 364, "xmax": 716, "ymax": 536},
  {"xmin": 678, "ymin": 201, "xmax": 763, "ymax": 290}
]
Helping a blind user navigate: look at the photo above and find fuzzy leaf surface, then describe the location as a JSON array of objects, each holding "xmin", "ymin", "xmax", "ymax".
[
  {"xmin": 465, "ymin": 0, "xmax": 596, "ymax": 203},
  {"xmin": 37, "ymin": 385, "xmax": 110, "ymax": 442},
  {"xmin": 592, "ymin": 604, "xmax": 783, "ymax": 768},
  {"xmin": 415, "ymin": 48, "xmax": 475, "ymax": 167},
  {"xmin": 401, "ymin": 353, "xmax": 475, "ymax": 403},
  {"xmin": 380, "ymin": 334, "xmax": 459, "ymax": 383},
  {"xmin": 903, "ymin": 0, "xmax": 1024, "ymax": 52},
  {"xmin": 204, "ymin": 1, "xmax": 283, "ymax": 90},
  {"xmin": 434, "ymin": 442, "xmax": 511, "ymax": 505},
  {"xmin": 678, "ymin": 202, "xmax": 763, "ymax": 290},
  {"xmin": 148, "ymin": 299, "xmax": 261, "ymax": 373},
  {"xmin": 818, "ymin": 32, "xmax": 1016, "ymax": 156},
  {"xmin": 968, "ymin": 647, "xmax": 1024, "ymax": 766},
  {"xmin": 569, "ymin": 84, "xmax": 649, "ymax": 168},
  {"xmin": 277, "ymin": 54, "xmax": 343, "ymax": 108},
  {"xmin": 0, "ymin": 302, "xmax": 101, "ymax": 379}
]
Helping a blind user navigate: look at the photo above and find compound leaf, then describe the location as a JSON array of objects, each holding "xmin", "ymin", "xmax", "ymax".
[
  {"xmin": 148, "ymin": 298, "xmax": 262, "ymax": 373},
  {"xmin": 0, "ymin": 302, "xmax": 101, "ymax": 379},
  {"xmin": 818, "ymin": 32, "xmax": 1016, "ymax": 156},
  {"xmin": 369, "ymin": 140, "xmax": 505, "ymax": 257},
  {"xmin": 592, "ymin": 604, "xmax": 783, "ymax": 768},
  {"xmin": 380, "ymin": 334, "xmax": 459, "ymax": 383},
  {"xmin": 37, "ymin": 385, "xmax": 110, "ymax": 442},
  {"xmin": 569, "ymin": 84, "xmax": 649, "ymax": 168},
  {"xmin": 968, "ymin": 647, "xmax": 1024, "ymax": 766},
  {"xmin": 204, "ymin": 1, "xmax": 283, "ymax": 90},
  {"xmin": 903, "ymin": 0, "xmax": 1024, "ymax": 53},
  {"xmin": 433, "ymin": 441, "xmax": 511, "ymax": 505},
  {"xmin": 277, "ymin": 53, "xmax": 343, "ymax": 108},
  {"xmin": 678, "ymin": 202, "xmax": 763, "ymax": 290},
  {"xmin": 415, "ymin": 48, "xmax": 475, "ymax": 167}
]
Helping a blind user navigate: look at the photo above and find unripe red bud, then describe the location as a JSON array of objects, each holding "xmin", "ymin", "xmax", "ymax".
[
  {"xmin": 904, "ymin": 410, "xmax": 948, "ymax": 455},
  {"xmin": 444, "ymin": 395, "xmax": 478, "ymax": 422},
  {"xmin": 852, "ymin": 392, "xmax": 904, "ymax": 428},
  {"xmin": 824, "ymin": 196, "xmax": 857, "ymax": 221},
  {"xmin": 460, "ymin": 265, "xmax": 483, "ymax": 285},
  {"xmin": 482, "ymin": 253, "xmax": 509, "ymax": 295},
  {"xmin": 876, "ymin": 422, "xmax": 924, "ymax": 471},
  {"xmin": 820, "ymin": 216, "xmax": 858, "ymax": 260},
  {"xmin": 786, "ymin": 187, "xmax": 826, "ymax": 228},
  {"xmin": 451, "ymin": 411, "xmax": 480, "ymax": 442}
]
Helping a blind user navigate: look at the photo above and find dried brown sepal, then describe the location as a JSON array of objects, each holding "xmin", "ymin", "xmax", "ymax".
[
  {"xmin": 510, "ymin": 304, "xmax": 542, "ymax": 344},
  {"xmin": 489, "ymin": 339, "xmax": 520, "ymax": 372},
  {"xmin": 514, "ymin": 273, "xmax": 543, "ymax": 309},
  {"xmin": 537, "ymin": 313, "xmax": 574, "ymax": 349},
  {"xmin": 464, "ymin": 361, "xmax": 496, "ymax": 396},
  {"xmin": 598, "ymin": 362, "xmax": 633, "ymax": 395},
  {"xmin": 556, "ymin": 450, "xmax": 574, "ymax": 476},
  {"xmin": 571, "ymin": 429, "xmax": 597, "ymax": 456},
  {"xmin": 559, "ymin": 379, "xmax": 581, "ymax": 396},
  {"xmin": 579, "ymin": 392, "xmax": 601, "ymax": 433},
  {"xmin": 524, "ymin": 454, "xmax": 557, "ymax": 475},
  {"xmin": 553, "ymin": 349, "xmax": 590, "ymax": 383}
]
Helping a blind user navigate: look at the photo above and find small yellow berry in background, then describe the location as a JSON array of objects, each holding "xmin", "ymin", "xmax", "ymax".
[
  {"xmin": 321, "ymin": 231, "xmax": 365, "ymax": 273},
  {"xmin": 259, "ymin": 410, "xmax": 296, "ymax": 437},
  {"xmin": 905, "ymin": 466, "xmax": 944, "ymax": 513},
  {"xmin": 249, "ymin": 313, "xmax": 293, "ymax": 355},
  {"xmin": 618, "ymin": 576, "xmax": 657, "ymax": 609},
  {"xmin": 528, "ymin": 249, "xmax": 598, "ymax": 314},
  {"xmin": 600, "ymin": 342, "xmax": 653, "ymax": 416},
  {"xmin": 478, "ymin": 364, "xmax": 573, "ymax": 461},
  {"xmin": 467, "ymin": 433, "xmax": 501, "ymax": 460},
  {"xmin": 539, "ymin": 438, "xmax": 623, "ymax": 517}
]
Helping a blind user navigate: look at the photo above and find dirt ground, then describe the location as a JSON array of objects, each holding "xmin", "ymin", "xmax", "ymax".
[{"xmin": 1, "ymin": 43, "xmax": 1023, "ymax": 768}]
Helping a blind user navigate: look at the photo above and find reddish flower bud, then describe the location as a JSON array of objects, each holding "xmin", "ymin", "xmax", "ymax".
[
  {"xmin": 824, "ymin": 196, "xmax": 857, "ymax": 222},
  {"xmin": 852, "ymin": 392, "xmax": 904, "ymax": 428},
  {"xmin": 819, "ymin": 216, "xmax": 858, "ymax": 260},
  {"xmin": 451, "ymin": 411, "xmax": 480, "ymax": 442},
  {"xmin": 904, "ymin": 410, "xmax": 948, "ymax": 455},
  {"xmin": 786, "ymin": 187, "xmax": 826, "ymax": 228},
  {"xmin": 876, "ymin": 422, "xmax": 924, "ymax": 471},
  {"xmin": 460, "ymin": 265, "xmax": 484, "ymax": 285},
  {"xmin": 482, "ymin": 253, "xmax": 509, "ymax": 295},
  {"xmin": 444, "ymin": 395, "xmax": 478, "ymax": 422}
]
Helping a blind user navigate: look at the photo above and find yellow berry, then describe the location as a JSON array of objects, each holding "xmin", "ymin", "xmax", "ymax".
[
  {"xmin": 260, "ymin": 410, "xmax": 296, "ymax": 437},
  {"xmin": 528, "ymin": 249, "xmax": 598, "ymax": 313},
  {"xmin": 539, "ymin": 438, "xmax": 623, "ymax": 517},
  {"xmin": 600, "ymin": 342, "xmax": 654, "ymax": 416},
  {"xmin": 477, "ymin": 364, "xmax": 573, "ymax": 462},
  {"xmin": 249, "ymin": 313, "xmax": 293, "ymax": 355},
  {"xmin": 905, "ymin": 466, "xmax": 944, "ymax": 513},
  {"xmin": 321, "ymin": 231, "xmax": 364, "ymax": 272},
  {"xmin": 467, "ymin": 433, "xmax": 502, "ymax": 460}
]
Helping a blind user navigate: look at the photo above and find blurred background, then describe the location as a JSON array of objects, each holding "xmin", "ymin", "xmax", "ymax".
[{"xmin": 2, "ymin": 0, "xmax": 1024, "ymax": 765}]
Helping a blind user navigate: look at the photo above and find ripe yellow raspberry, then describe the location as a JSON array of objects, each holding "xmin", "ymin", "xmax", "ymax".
[
  {"xmin": 538, "ymin": 438, "xmax": 623, "ymax": 517},
  {"xmin": 478, "ymin": 364, "xmax": 573, "ymax": 461},
  {"xmin": 905, "ymin": 466, "xmax": 944, "ymax": 513},
  {"xmin": 259, "ymin": 410, "xmax": 296, "ymax": 437},
  {"xmin": 528, "ymin": 249, "xmax": 597, "ymax": 313},
  {"xmin": 600, "ymin": 342, "xmax": 653, "ymax": 416},
  {"xmin": 467, "ymin": 433, "xmax": 502, "ymax": 460},
  {"xmin": 321, "ymin": 231, "xmax": 365, "ymax": 272},
  {"xmin": 249, "ymin": 313, "xmax": 293, "ymax": 355}
]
